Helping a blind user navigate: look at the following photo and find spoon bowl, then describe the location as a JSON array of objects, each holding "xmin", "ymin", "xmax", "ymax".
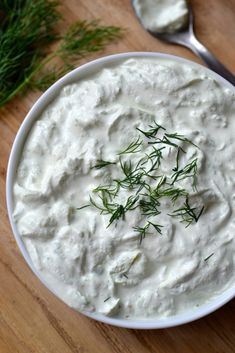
[{"xmin": 132, "ymin": 1, "xmax": 235, "ymax": 85}]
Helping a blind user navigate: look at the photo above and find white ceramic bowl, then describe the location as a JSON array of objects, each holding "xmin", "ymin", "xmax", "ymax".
[{"xmin": 6, "ymin": 52, "xmax": 235, "ymax": 329}]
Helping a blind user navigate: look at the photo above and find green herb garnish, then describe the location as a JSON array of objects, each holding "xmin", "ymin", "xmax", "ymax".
[
  {"xmin": 92, "ymin": 160, "xmax": 116, "ymax": 169},
  {"xmin": 107, "ymin": 195, "xmax": 139, "ymax": 227},
  {"xmin": 134, "ymin": 222, "xmax": 162, "ymax": 243},
  {"xmin": 104, "ymin": 297, "xmax": 111, "ymax": 302},
  {"xmin": 171, "ymin": 158, "xmax": 198, "ymax": 190},
  {"xmin": 77, "ymin": 120, "xmax": 204, "ymax": 242},
  {"xmin": 76, "ymin": 205, "xmax": 90, "ymax": 210},
  {"xmin": 139, "ymin": 196, "xmax": 161, "ymax": 217},
  {"xmin": 118, "ymin": 136, "xmax": 143, "ymax": 155},
  {"xmin": 169, "ymin": 197, "xmax": 205, "ymax": 228},
  {"xmin": 204, "ymin": 253, "xmax": 214, "ymax": 262},
  {"xmin": 136, "ymin": 121, "xmax": 165, "ymax": 139}
]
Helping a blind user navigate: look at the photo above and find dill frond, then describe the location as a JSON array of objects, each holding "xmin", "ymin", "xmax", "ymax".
[{"xmin": 0, "ymin": 1, "xmax": 124, "ymax": 107}]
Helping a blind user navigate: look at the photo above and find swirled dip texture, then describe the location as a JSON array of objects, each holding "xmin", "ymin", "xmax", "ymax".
[
  {"xmin": 133, "ymin": 0, "xmax": 189, "ymax": 33},
  {"xmin": 13, "ymin": 58, "xmax": 235, "ymax": 319}
]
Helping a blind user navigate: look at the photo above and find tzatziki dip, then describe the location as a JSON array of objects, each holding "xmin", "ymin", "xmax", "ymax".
[
  {"xmin": 133, "ymin": 0, "xmax": 189, "ymax": 33},
  {"xmin": 13, "ymin": 57, "xmax": 235, "ymax": 319}
]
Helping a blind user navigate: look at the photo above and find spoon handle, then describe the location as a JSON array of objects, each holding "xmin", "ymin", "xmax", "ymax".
[{"xmin": 189, "ymin": 35, "xmax": 235, "ymax": 86}]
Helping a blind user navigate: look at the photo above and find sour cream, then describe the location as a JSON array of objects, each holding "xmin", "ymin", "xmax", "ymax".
[
  {"xmin": 133, "ymin": 0, "xmax": 189, "ymax": 33},
  {"xmin": 13, "ymin": 58, "xmax": 235, "ymax": 319}
]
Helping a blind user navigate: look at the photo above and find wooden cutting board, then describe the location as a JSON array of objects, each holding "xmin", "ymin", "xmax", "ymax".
[{"xmin": 0, "ymin": 1, "xmax": 235, "ymax": 352}]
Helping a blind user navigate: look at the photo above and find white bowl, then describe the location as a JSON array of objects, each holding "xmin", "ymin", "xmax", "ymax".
[{"xmin": 6, "ymin": 52, "xmax": 235, "ymax": 329}]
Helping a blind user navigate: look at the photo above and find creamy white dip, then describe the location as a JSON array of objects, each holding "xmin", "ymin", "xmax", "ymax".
[
  {"xmin": 133, "ymin": 0, "xmax": 189, "ymax": 33},
  {"xmin": 13, "ymin": 58, "xmax": 235, "ymax": 319}
]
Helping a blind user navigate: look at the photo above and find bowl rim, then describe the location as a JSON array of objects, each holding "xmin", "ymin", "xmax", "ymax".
[{"xmin": 6, "ymin": 51, "xmax": 235, "ymax": 329}]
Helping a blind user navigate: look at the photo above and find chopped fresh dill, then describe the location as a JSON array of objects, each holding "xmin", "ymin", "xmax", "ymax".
[
  {"xmin": 169, "ymin": 197, "xmax": 204, "ymax": 227},
  {"xmin": 146, "ymin": 146, "xmax": 165, "ymax": 173},
  {"xmin": 148, "ymin": 135, "xmax": 184, "ymax": 150},
  {"xmin": 77, "ymin": 120, "xmax": 204, "ymax": 239},
  {"xmin": 93, "ymin": 184, "xmax": 119, "ymax": 198},
  {"xmin": 134, "ymin": 221, "xmax": 162, "ymax": 243},
  {"xmin": 204, "ymin": 253, "xmax": 214, "ymax": 262},
  {"xmin": 172, "ymin": 147, "xmax": 181, "ymax": 172},
  {"xmin": 89, "ymin": 194, "xmax": 116, "ymax": 215},
  {"xmin": 107, "ymin": 205, "xmax": 125, "ymax": 227},
  {"xmin": 156, "ymin": 175, "xmax": 167, "ymax": 190},
  {"xmin": 159, "ymin": 187, "xmax": 188, "ymax": 203},
  {"xmin": 119, "ymin": 158, "xmax": 133, "ymax": 177},
  {"xmin": 171, "ymin": 158, "xmax": 198, "ymax": 190},
  {"xmin": 147, "ymin": 222, "xmax": 163, "ymax": 234},
  {"xmin": 117, "ymin": 158, "xmax": 145, "ymax": 189},
  {"xmin": 137, "ymin": 121, "xmax": 165, "ymax": 139},
  {"xmin": 76, "ymin": 205, "xmax": 90, "ymax": 210},
  {"xmin": 133, "ymin": 223, "xmax": 151, "ymax": 244},
  {"xmin": 139, "ymin": 197, "xmax": 161, "ymax": 217},
  {"xmin": 118, "ymin": 136, "xmax": 143, "ymax": 155},
  {"xmin": 165, "ymin": 133, "xmax": 198, "ymax": 147},
  {"xmin": 107, "ymin": 195, "xmax": 139, "ymax": 227},
  {"xmin": 104, "ymin": 297, "xmax": 111, "ymax": 302},
  {"xmin": 89, "ymin": 194, "xmax": 139, "ymax": 228},
  {"xmin": 125, "ymin": 195, "xmax": 140, "ymax": 211},
  {"xmin": 92, "ymin": 160, "xmax": 116, "ymax": 169}
]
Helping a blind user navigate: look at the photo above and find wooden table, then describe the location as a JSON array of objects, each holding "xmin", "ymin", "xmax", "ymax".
[{"xmin": 1, "ymin": 1, "xmax": 235, "ymax": 352}]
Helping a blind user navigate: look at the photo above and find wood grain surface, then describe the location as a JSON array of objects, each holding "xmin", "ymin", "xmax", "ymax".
[{"xmin": 1, "ymin": 1, "xmax": 235, "ymax": 352}]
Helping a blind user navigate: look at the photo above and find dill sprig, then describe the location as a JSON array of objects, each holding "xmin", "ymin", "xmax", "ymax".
[
  {"xmin": 124, "ymin": 195, "xmax": 140, "ymax": 211},
  {"xmin": 117, "ymin": 158, "xmax": 145, "ymax": 190},
  {"xmin": 93, "ymin": 184, "xmax": 119, "ymax": 198},
  {"xmin": 171, "ymin": 158, "xmax": 198, "ymax": 190},
  {"xmin": 107, "ymin": 205, "xmax": 125, "ymax": 227},
  {"xmin": 58, "ymin": 20, "xmax": 122, "ymax": 60},
  {"xmin": 89, "ymin": 193, "xmax": 115, "ymax": 214},
  {"xmin": 92, "ymin": 159, "xmax": 116, "ymax": 169},
  {"xmin": 104, "ymin": 296, "xmax": 111, "ymax": 302},
  {"xmin": 139, "ymin": 197, "xmax": 161, "ymax": 217},
  {"xmin": 148, "ymin": 135, "xmax": 184, "ymax": 150},
  {"xmin": 133, "ymin": 224, "xmax": 151, "ymax": 243},
  {"xmin": 148, "ymin": 222, "xmax": 163, "ymax": 234},
  {"xmin": 76, "ymin": 205, "xmax": 90, "ymax": 210},
  {"xmin": 169, "ymin": 197, "xmax": 205, "ymax": 227},
  {"xmin": 137, "ymin": 121, "xmax": 165, "ymax": 139},
  {"xmin": 30, "ymin": 63, "xmax": 74, "ymax": 91},
  {"xmin": 164, "ymin": 133, "xmax": 198, "ymax": 147},
  {"xmin": 146, "ymin": 146, "xmax": 165, "ymax": 174},
  {"xmin": 134, "ymin": 222, "xmax": 162, "ymax": 243},
  {"xmin": 172, "ymin": 147, "xmax": 181, "ymax": 172},
  {"xmin": 107, "ymin": 195, "xmax": 139, "ymax": 227},
  {"xmin": 204, "ymin": 253, "xmax": 214, "ymax": 262},
  {"xmin": 90, "ymin": 191, "xmax": 139, "ymax": 227},
  {"xmin": 0, "ymin": 0, "xmax": 60, "ymax": 106},
  {"xmin": 0, "ymin": 1, "xmax": 124, "ymax": 107},
  {"xmin": 118, "ymin": 136, "xmax": 143, "ymax": 155},
  {"xmin": 159, "ymin": 187, "xmax": 188, "ymax": 203}
]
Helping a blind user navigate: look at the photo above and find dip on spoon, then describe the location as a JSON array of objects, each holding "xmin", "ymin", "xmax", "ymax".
[
  {"xmin": 132, "ymin": 0, "xmax": 235, "ymax": 85},
  {"xmin": 132, "ymin": 0, "xmax": 189, "ymax": 33}
]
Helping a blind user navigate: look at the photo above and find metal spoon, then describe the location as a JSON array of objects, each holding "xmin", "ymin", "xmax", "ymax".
[{"xmin": 132, "ymin": 1, "xmax": 235, "ymax": 86}]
